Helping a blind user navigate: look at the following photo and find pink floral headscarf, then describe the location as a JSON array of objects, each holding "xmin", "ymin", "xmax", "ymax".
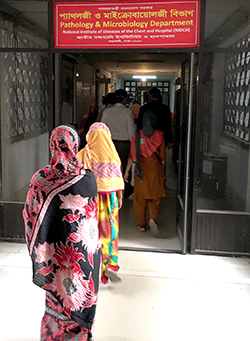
[{"xmin": 23, "ymin": 125, "xmax": 101, "ymax": 331}]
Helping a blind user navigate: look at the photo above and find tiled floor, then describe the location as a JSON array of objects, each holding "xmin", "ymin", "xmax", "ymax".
[
  {"xmin": 119, "ymin": 192, "xmax": 181, "ymax": 252},
  {"xmin": 1, "ymin": 242, "xmax": 250, "ymax": 341}
]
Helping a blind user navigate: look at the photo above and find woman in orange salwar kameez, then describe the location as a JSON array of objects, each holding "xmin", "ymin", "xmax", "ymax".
[{"xmin": 124, "ymin": 110, "xmax": 166, "ymax": 236}]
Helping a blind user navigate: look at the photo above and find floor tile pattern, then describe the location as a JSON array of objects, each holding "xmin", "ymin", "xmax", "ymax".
[{"xmin": 0, "ymin": 242, "xmax": 250, "ymax": 341}]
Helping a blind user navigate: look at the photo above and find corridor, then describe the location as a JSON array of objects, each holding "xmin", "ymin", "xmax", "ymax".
[{"xmin": 0, "ymin": 242, "xmax": 250, "ymax": 341}]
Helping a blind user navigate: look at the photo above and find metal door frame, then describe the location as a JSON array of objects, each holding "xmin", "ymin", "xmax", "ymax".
[
  {"xmin": 53, "ymin": 49, "xmax": 196, "ymax": 254},
  {"xmin": 176, "ymin": 52, "xmax": 196, "ymax": 254},
  {"xmin": 182, "ymin": 52, "xmax": 195, "ymax": 253},
  {"xmin": 0, "ymin": 0, "xmax": 203, "ymax": 252}
]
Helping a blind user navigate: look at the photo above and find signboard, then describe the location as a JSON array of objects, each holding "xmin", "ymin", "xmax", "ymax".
[{"xmin": 54, "ymin": 1, "xmax": 200, "ymax": 49}]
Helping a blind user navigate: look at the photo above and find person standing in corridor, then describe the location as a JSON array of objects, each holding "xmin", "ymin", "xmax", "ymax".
[
  {"xmin": 101, "ymin": 88, "xmax": 135, "ymax": 198},
  {"xmin": 131, "ymin": 99, "xmax": 141, "ymax": 127},
  {"xmin": 78, "ymin": 122, "xmax": 124, "ymax": 284},
  {"xmin": 137, "ymin": 87, "xmax": 173, "ymax": 148},
  {"xmin": 124, "ymin": 110, "xmax": 166, "ymax": 236},
  {"xmin": 96, "ymin": 92, "xmax": 116, "ymax": 122}
]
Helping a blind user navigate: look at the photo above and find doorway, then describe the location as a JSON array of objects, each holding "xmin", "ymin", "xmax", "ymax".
[{"xmin": 56, "ymin": 50, "xmax": 196, "ymax": 254}]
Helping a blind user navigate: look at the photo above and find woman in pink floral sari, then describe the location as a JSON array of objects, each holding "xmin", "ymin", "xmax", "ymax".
[{"xmin": 23, "ymin": 125, "xmax": 101, "ymax": 341}]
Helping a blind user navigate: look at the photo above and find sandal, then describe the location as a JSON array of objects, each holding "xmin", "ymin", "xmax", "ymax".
[
  {"xmin": 137, "ymin": 226, "xmax": 146, "ymax": 232},
  {"xmin": 149, "ymin": 219, "xmax": 159, "ymax": 237},
  {"xmin": 105, "ymin": 269, "xmax": 121, "ymax": 282}
]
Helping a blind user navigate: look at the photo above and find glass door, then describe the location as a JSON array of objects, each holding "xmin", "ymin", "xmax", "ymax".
[
  {"xmin": 176, "ymin": 52, "xmax": 197, "ymax": 254},
  {"xmin": 0, "ymin": 0, "xmax": 51, "ymax": 241}
]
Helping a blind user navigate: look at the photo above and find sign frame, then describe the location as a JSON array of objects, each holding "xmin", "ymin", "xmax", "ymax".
[{"xmin": 54, "ymin": 0, "xmax": 200, "ymax": 49}]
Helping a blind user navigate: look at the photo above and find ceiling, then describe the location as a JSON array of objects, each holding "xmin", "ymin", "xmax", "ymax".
[
  {"xmin": 2, "ymin": 0, "xmax": 250, "ymax": 81},
  {"xmin": 78, "ymin": 52, "xmax": 189, "ymax": 80}
]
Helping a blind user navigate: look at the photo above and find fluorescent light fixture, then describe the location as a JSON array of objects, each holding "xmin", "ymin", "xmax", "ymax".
[{"xmin": 132, "ymin": 75, "xmax": 157, "ymax": 79}]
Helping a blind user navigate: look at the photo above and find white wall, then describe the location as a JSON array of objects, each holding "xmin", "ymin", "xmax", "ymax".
[{"xmin": 113, "ymin": 74, "xmax": 124, "ymax": 90}]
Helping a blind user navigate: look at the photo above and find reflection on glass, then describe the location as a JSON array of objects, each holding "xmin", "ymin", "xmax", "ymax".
[
  {"xmin": 245, "ymin": 91, "xmax": 250, "ymax": 106},
  {"xmin": 236, "ymin": 72, "xmax": 240, "ymax": 86},
  {"xmin": 244, "ymin": 112, "xmax": 249, "ymax": 127},
  {"xmin": 246, "ymin": 52, "xmax": 250, "ymax": 64},
  {"xmin": 246, "ymin": 70, "xmax": 250, "ymax": 85},
  {"xmin": 24, "ymin": 107, "xmax": 30, "ymax": 120},
  {"xmin": 237, "ymin": 53, "xmax": 241, "ymax": 67},
  {"xmin": 240, "ymin": 111, "xmax": 244, "ymax": 125},
  {"xmin": 240, "ymin": 91, "xmax": 245, "ymax": 106},
  {"xmin": 241, "ymin": 52, "xmax": 246, "ymax": 66},
  {"xmin": 241, "ymin": 71, "xmax": 245, "ymax": 86},
  {"xmin": 198, "ymin": 51, "xmax": 250, "ymax": 213},
  {"xmin": 24, "ymin": 89, "xmax": 29, "ymax": 102}
]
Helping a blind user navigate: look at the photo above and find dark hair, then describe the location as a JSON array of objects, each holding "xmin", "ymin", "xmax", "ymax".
[
  {"xmin": 115, "ymin": 89, "xmax": 127, "ymax": 103},
  {"xmin": 149, "ymin": 87, "xmax": 162, "ymax": 101},
  {"xmin": 106, "ymin": 92, "xmax": 116, "ymax": 105},
  {"xmin": 101, "ymin": 95, "xmax": 107, "ymax": 105},
  {"xmin": 69, "ymin": 122, "xmax": 78, "ymax": 129},
  {"xmin": 149, "ymin": 87, "xmax": 161, "ymax": 96}
]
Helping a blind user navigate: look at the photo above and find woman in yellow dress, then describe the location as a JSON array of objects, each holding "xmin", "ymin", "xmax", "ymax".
[{"xmin": 78, "ymin": 122, "xmax": 124, "ymax": 284}]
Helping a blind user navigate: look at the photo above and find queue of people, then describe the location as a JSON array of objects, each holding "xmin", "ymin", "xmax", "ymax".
[
  {"xmin": 22, "ymin": 87, "xmax": 173, "ymax": 340},
  {"xmin": 101, "ymin": 89, "xmax": 135, "ymax": 198}
]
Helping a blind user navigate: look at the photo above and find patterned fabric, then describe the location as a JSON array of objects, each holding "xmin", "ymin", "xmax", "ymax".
[
  {"xmin": 98, "ymin": 192, "xmax": 119, "ymax": 284},
  {"xmin": 77, "ymin": 123, "xmax": 122, "ymax": 284},
  {"xmin": 24, "ymin": 125, "xmax": 84, "ymax": 250},
  {"xmin": 23, "ymin": 125, "xmax": 101, "ymax": 335},
  {"xmin": 41, "ymin": 292, "xmax": 91, "ymax": 341},
  {"xmin": 77, "ymin": 122, "xmax": 124, "ymax": 194}
]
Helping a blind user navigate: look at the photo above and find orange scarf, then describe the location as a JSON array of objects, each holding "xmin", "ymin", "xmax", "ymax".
[{"xmin": 131, "ymin": 129, "xmax": 164, "ymax": 162}]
